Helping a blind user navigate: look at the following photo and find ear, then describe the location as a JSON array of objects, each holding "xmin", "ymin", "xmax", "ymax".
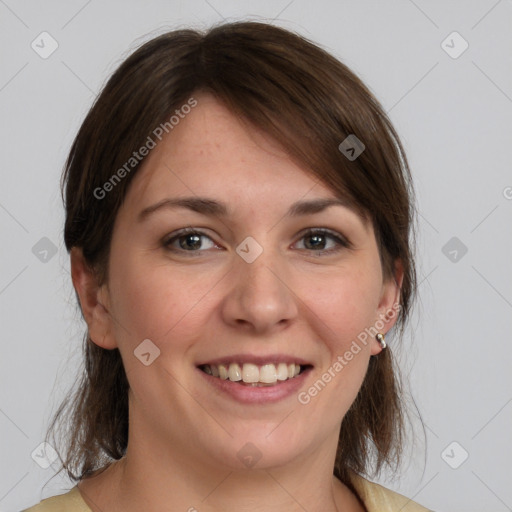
[
  {"xmin": 370, "ymin": 258, "xmax": 404, "ymax": 355},
  {"xmin": 70, "ymin": 247, "xmax": 118, "ymax": 349}
]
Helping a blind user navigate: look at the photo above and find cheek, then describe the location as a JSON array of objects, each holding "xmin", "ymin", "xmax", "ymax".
[
  {"xmin": 107, "ymin": 251, "xmax": 219, "ymax": 350},
  {"xmin": 305, "ymin": 264, "xmax": 382, "ymax": 344},
  {"xmin": 301, "ymin": 278, "xmax": 375, "ymax": 418},
  {"xmin": 296, "ymin": 264, "xmax": 381, "ymax": 403}
]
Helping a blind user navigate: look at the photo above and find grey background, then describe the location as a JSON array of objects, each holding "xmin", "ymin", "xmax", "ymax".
[{"xmin": 1, "ymin": 1, "xmax": 511, "ymax": 511}]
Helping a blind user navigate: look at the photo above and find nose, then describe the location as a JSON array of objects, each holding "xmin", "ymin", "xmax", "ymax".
[{"xmin": 221, "ymin": 247, "xmax": 299, "ymax": 334}]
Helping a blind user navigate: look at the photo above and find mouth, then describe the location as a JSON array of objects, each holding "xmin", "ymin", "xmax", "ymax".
[{"xmin": 197, "ymin": 361, "xmax": 313, "ymax": 387}]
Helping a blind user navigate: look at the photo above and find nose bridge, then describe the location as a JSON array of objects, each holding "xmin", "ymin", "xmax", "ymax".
[{"xmin": 223, "ymin": 239, "xmax": 298, "ymax": 332}]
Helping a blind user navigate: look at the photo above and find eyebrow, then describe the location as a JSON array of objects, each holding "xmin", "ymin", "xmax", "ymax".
[{"xmin": 137, "ymin": 196, "xmax": 368, "ymax": 224}]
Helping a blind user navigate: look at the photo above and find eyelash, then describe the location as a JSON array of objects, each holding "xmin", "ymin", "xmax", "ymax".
[{"xmin": 162, "ymin": 227, "xmax": 351, "ymax": 256}]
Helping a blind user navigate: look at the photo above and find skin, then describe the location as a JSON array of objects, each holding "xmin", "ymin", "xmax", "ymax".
[{"xmin": 72, "ymin": 92, "xmax": 402, "ymax": 512}]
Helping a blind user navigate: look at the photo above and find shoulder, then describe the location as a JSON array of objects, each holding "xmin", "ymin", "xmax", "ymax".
[
  {"xmin": 22, "ymin": 487, "xmax": 92, "ymax": 512},
  {"xmin": 348, "ymin": 470, "xmax": 433, "ymax": 512}
]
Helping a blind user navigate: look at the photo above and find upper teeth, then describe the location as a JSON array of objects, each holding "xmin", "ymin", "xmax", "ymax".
[{"xmin": 202, "ymin": 363, "xmax": 302, "ymax": 384}]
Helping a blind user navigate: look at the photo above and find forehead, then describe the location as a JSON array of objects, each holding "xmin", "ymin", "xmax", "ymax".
[
  {"xmin": 122, "ymin": 92, "xmax": 370, "ymax": 228},
  {"xmin": 154, "ymin": 92, "xmax": 303, "ymax": 173}
]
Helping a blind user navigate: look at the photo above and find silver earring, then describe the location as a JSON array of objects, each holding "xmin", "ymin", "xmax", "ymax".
[{"xmin": 376, "ymin": 333, "xmax": 387, "ymax": 349}]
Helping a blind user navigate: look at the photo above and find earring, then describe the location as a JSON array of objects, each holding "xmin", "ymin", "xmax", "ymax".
[{"xmin": 376, "ymin": 333, "xmax": 387, "ymax": 349}]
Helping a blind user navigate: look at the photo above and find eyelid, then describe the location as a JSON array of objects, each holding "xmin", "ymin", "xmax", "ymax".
[
  {"xmin": 162, "ymin": 227, "xmax": 219, "ymax": 250},
  {"xmin": 162, "ymin": 227, "xmax": 352, "ymax": 254},
  {"xmin": 297, "ymin": 227, "xmax": 352, "ymax": 249}
]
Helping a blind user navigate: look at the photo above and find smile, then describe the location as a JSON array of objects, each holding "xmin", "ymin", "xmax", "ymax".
[{"xmin": 199, "ymin": 362, "xmax": 310, "ymax": 386}]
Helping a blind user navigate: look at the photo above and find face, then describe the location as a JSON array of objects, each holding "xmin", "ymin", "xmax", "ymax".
[{"xmin": 75, "ymin": 92, "xmax": 401, "ymax": 474}]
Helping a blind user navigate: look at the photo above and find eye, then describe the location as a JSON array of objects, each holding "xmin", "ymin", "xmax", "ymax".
[
  {"xmin": 162, "ymin": 227, "xmax": 350, "ymax": 256},
  {"xmin": 294, "ymin": 228, "xmax": 350, "ymax": 255},
  {"xmin": 163, "ymin": 228, "xmax": 218, "ymax": 253}
]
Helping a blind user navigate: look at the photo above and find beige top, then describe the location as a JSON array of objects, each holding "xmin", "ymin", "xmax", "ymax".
[{"xmin": 23, "ymin": 472, "xmax": 431, "ymax": 511}]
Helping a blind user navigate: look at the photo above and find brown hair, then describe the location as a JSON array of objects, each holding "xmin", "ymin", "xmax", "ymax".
[{"xmin": 49, "ymin": 20, "xmax": 417, "ymax": 489}]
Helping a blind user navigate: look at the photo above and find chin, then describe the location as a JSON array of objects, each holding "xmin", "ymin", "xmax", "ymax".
[{"xmin": 207, "ymin": 425, "xmax": 306, "ymax": 471}]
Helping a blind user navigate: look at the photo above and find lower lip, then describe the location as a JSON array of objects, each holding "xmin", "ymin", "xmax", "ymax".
[{"xmin": 196, "ymin": 367, "xmax": 313, "ymax": 404}]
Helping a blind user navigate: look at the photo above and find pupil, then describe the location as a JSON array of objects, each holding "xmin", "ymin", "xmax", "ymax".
[
  {"xmin": 181, "ymin": 234, "xmax": 201, "ymax": 250},
  {"xmin": 306, "ymin": 234, "xmax": 325, "ymax": 250},
  {"xmin": 178, "ymin": 233, "xmax": 326, "ymax": 251}
]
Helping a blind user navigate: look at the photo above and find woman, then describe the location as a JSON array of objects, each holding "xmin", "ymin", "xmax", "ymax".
[{"xmin": 25, "ymin": 21, "xmax": 430, "ymax": 512}]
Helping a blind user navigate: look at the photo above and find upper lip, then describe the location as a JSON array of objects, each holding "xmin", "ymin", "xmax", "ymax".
[{"xmin": 197, "ymin": 354, "xmax": 313, "ymax": 367}]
